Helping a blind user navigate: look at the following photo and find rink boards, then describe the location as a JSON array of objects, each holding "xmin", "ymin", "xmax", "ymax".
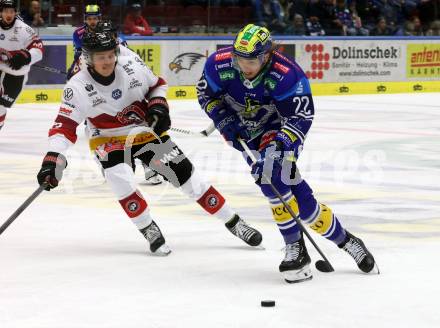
[{"xmin": 18, "ymin": 36, "xmax": 440, "ymax": 104}]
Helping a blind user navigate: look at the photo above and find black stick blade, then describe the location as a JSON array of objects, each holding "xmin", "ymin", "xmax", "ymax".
[{"xmin": 315, "ymin": 260, "xmax": 335, "ymax": 273}]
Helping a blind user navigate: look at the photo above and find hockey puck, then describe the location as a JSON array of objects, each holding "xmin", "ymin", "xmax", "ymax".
[
  {"xmin": 261, "ymin": 300, "xmax": 276, "ymax": 307},
  {"xmin": 315, "ymin": 260, "xmax": 334, "ymax": 273}
]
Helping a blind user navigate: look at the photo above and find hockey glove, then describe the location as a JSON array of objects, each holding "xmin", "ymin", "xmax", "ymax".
[
  {"xmin": 215, "ymin": 114, "xmax": 250, "ymax": 151},
  {"xmin": 251, "ymin": 140, "xmax": 296, "ymax": 185},
  {"xmin": 273, "ymin": 129, "xmax": 303, "ymax": 162},
  {"xmin": 146, "ymin": 97, "xmax": 171, "ymax": 135},
  {"xmin": 8, "ymin": 50, "xmax": 31, "ymax": 70},
  {"xmin": 37, "ymin": 152, "xmax": 68, "ymax": 191}
]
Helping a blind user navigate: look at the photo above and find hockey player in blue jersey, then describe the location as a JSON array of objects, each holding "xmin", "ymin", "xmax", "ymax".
[
  {"xmin": 69, "ymin": 18, "xmax": 128, "ymax": 81},
  {"xmin": 197, "ymin": 24, "xmax": 377, "ymax": 283},
  {"xmin": 67, "ymin": 4, "xmax": 102, "ymax": 80},
  {"xmin": 71, "ymin": 8, "xmax": 128, "ymax": 63}
]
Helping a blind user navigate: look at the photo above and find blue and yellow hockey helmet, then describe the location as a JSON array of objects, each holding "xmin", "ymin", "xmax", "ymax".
[
  {"xmin": 233, "ymin": 24, "xmax": 272, "ymax": 59},
  {"xmin": 84, "ymin": 4, "xmax": 101, "ymax": 18}
]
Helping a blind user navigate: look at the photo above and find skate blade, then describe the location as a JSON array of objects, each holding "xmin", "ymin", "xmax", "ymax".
[
  {"xmin": 361, "ymin": 262, "xmax": 380, "ymax": 275},
  {"xmin": 372, "ymin": 262, "xmax": 380, "ymax": 275},
  {"xmin": 144, "ymin": 174, "xmax": 164, "ymax": 185},
  {"xmin": 282, "ymin": 265, "xmax": 313, "ymax": 284},
  {"xmin": 152, "ymin": 244, "xmax": 172, "ymax": 256},
  {"xmin": 253, "ymin": 244, "xmax": 266, "ymax": 250},
  {"xmin": 143, "ymin": 180, "xmax": 163, "ymax": 186}
]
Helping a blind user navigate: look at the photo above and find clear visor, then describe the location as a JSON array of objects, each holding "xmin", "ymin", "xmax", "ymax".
[
  {"xmin": 93, "ymin": 51, "xmax": 116, "ymax": 64},
  {"xmin": 232, "ymin": 53, "xmax": 265, "ymax": 72}
]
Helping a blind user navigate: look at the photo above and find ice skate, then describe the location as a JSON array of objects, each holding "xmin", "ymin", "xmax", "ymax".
[
  {"xmin": 139, "ymin": 220, "xmax": 171, "ymax": 256},
  {"xmin": 143, "ymin": 164, "xmax": 163, "ymax": 185},
  {"xmin": 225, "ymin": 214, "xmax": 262, "ymax": 247},
  {"xmin": 339, "ymin": 231, "xmax": 378, "ymax": 273},
  {"xmin": 279, "ymin": 237, "xmax": 313, "ymax": 283}
]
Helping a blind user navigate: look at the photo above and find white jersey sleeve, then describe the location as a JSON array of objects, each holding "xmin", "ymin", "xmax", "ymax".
[
  {"xmin": 0, "ymin": 18, "xmax": 43, "ymax": 76},
  {"xmin": 48, "ymin": 83, "xmax": 87, "ymax": 156}
]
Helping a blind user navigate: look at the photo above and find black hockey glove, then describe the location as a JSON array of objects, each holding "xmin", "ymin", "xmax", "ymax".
[
  {"xmin": 146, "ymin": 97, "xmax": 171, "ymax": 135},
  {"xmin": 8, "ymin": 50, "xmax": 31, "ymax": 70},
  {"xmin": 37, "ymin": 152, "xmax": 68, "ymax": 191}
]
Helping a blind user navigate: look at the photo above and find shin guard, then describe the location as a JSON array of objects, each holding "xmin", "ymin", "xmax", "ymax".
[
  {"xmin": 179, "ymin": 170, "xmax": 234, "ymax": 221},
  {"xmin": 270, "ymin": 192, "xmax": 301, "ymax": 244},
  {"xmin": 307, "ymin": 203, "xmax": 346, "ymax": 245},
  {"xmin": 105, "ymin": 163, "xmax": 153, "ymax": 229}
]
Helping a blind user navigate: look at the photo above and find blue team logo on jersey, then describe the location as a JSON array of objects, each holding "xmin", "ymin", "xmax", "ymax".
[
  {"xmin": 112, "ymin": 89, "xmax": 122, "ymax": 100},
  {"xmin": 0, "ymin": 34, "xmax": 4, "ymax": 40}
]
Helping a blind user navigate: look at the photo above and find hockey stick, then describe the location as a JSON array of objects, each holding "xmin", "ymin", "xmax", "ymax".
[
  {"xmin": 238, "ymin": 138, "xmax": 335, "ymax": 273},
  {"xmin": 171, "ymin": 122, "xmax": 216, "ymax": 137},
  {"xmin": 0, "ymin": 183, "xmax": 47, "ymax": 236},
  {"xmin": 33, "ymin": 61, "xmax": 217, "ymax": 139},
  {"xmin": 137, "ymin": 116, "xmax": 215, "ymax": 138},
  {"xmin": 33, "ymin": 62, "xmax": 216, "ymax": 138},
  {"xmin": 34, "ymin": 64, "xmax": 68, "ymax": 75}
]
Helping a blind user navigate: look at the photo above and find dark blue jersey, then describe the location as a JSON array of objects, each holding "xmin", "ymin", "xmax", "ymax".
[
  {"xmin": 68, "ymin": 27, "xmax": 127, "ymax": 81},
  {"xmin": 72, "ymin": 25, "xmax": 87, "ymax": 60},
  {"xmin": 197, "ymin": 47, "xmax": 315, "ymax": 146},
  {"xmin": 73, "ymin": 25, "xmax": 127, "ymax": 56}
]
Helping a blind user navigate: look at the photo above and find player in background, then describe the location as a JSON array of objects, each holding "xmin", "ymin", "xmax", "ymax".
[
  {"xmin": 70, "ymin": 19, "xmax": 129, "ymax": 80},
  {"xmin": 66, "ymin": 4, "xmax": 102, "ymax": 80},
  {"xmin": 0, "ymin": 0, "xmax": 43, "ymax": 131},
  {"xmin": 197, "ymin": 24, "xmax": 377, "ymax": 283},
  {"xmin": 36, "ymin": 32, "xmax": 262, "ymax": 256}
]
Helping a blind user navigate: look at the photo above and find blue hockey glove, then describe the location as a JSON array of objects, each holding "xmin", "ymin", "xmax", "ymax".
[
  {"xmin": 215, "ymin": 114, "xmax": 250, "ymax": 151},
  {"xmin": 251, "ymin": 141, "xmax": 283, "ymax": 184},
  {"xmin": 251, "ymin": 140, "xmax": 296, "ymax": 185},
  {"xmin": 273, "ymin": 129, "xmax": 303, "ymax": 162}
]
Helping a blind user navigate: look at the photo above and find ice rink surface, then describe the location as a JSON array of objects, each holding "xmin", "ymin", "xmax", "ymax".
[{"xmin": 1, "ymin": 94, "xmax": 439, "ymax": 328}]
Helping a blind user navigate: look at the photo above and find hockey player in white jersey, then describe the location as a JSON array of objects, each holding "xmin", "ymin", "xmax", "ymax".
[
  {"xmin": 36, "ymin": 32, "xmax": 262, "ymax": 255},
  {"xmin": 77, "ymin": 20, "xmax": 164, "ymax": 185},
  {"xmin": 0, "ymin": 0, "xmax": 43, "ymax": 131}
]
